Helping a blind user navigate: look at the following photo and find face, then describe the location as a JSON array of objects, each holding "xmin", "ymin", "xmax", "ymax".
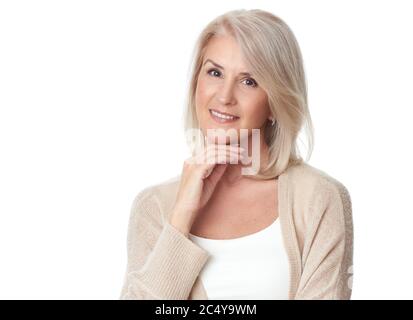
[{"xmin": 195, "ymin": 34, "xmax": 271, "ymax": 145}]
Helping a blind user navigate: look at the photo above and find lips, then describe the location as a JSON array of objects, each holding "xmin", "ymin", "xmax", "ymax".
[
  {"xmin": 209, "ymin": 108, "xmax": 239, "ymax": 118},
  {"xmin": 209, "ymin": 109, "xmax": 240, "ymax": 124}
]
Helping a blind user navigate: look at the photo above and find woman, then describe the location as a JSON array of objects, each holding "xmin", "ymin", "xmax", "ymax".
[{"xmin": 120, "ymin": 9, "xmax": 353, "ymax": 300}]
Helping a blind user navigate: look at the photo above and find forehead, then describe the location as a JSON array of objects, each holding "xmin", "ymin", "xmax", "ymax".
[{"xmin": 203, "ymin": 35, "xmax": 249, "ymax": 71}]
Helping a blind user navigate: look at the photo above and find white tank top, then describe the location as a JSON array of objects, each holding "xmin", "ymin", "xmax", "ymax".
[{"xmin": 189, "ymin": 218, "xmax": 290, "ymax": 300}]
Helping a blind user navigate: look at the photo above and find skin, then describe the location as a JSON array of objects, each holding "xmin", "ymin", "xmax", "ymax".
[
  {"xmin": 187, "ymin": 34, "xmax": 279, "ymax": 239},
  {"xmin": 169, "ymin": 33, "xmax": 279, "ymax": 239},
  {"xmin": 195, "ymin": 33, "xmax": 273, "ymax": 186}
]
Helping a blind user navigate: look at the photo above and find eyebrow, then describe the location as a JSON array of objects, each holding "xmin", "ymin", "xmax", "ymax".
[{"xmin": 203, "ymin": 58, "xmax": 253, "ymax": 77}]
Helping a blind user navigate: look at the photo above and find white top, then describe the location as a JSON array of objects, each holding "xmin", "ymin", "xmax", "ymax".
[{"xmin": 189, "ymin": 218, "xmax": 290, "ymax": 300}]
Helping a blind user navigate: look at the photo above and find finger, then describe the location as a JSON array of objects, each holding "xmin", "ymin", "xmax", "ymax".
[
  {"xmin": 201, "ymin": 151, "xmax": 242, "ymax": 179},
  {"xmin": 206, "ymin": 142, "xmax": 242, "ymax": 148},
  {"xmin": 205, "ymin": 149, "xmax": 243, "ymax": 165},
  {"xmin": 194, "ymin": 147, "xmax": 236, "ymax": 163},
  {"xmin": 204, "ymin": 163, "xmax": 228, "ymax": 181},
  {"xmin": 204, "ymin": 144, "xmax": 244, "ymax": 156},
  {"xmin": 192, "ymin": 146, "xmax": 244, "ymax": 166}
]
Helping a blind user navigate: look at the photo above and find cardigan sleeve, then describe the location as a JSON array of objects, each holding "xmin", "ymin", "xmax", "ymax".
[
  {"xmin": 119, "ymin": 188, "xmax": 210, "ymax": 300},
  {"xmin": 294, "ymin": 180, "xmax": 354, "ymax": 300}
]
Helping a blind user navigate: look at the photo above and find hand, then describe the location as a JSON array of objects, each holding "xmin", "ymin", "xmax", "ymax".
[{"xmin": 169, "ymin": 142, "xmax": 245, "ymax": 236}]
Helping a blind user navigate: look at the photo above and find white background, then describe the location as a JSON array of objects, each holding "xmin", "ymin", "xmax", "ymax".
[{"xmin": 0, "ymin": 0, "xmax": 412, "ymax": 299}]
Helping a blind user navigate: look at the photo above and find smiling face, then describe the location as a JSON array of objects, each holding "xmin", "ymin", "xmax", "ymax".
[{"xmin": 195, "ymin": 34, "xmax": 271, "ymax": 145}]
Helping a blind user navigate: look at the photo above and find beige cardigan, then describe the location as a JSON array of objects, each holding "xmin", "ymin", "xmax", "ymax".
[{"xmin": 119, "ymin": 162, "xmax": 354, "ymax": 300}]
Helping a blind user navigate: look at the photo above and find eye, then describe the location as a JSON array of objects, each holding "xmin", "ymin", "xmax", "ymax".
[
  {"xmin": 243, "ymin": 78, "xmax": 258, "ymax": 87},
  {"xmin": 207, "ymin": 68, "xmax": 221, "ymax": 77},
  {"xmin": 206, "ymin": 68, "xmax": 258, "ymax": 88}
]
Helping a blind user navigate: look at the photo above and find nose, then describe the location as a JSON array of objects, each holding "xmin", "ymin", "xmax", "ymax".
[{"xmin": 217, "ymin": 78, "xmax": 236, "ymax": 105}]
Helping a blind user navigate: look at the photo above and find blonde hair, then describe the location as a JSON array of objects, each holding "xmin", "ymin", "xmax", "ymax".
[{"xmin": 183, "ymin": 9, "xmax": 314, "ymax": 179}]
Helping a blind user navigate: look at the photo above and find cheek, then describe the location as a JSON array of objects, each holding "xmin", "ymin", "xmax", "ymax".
[
  {"xmin": 195, "ymin": 80, "xmax": 209, "ymax": 123},
  {"xmin": 240, "ymin": 97, "xmax": 269, "ymax": 126},
  {"xmin": 195, "ymin": 77, "xmax": 217, "ymax": 120},
  {"xmin": 196, "ymin": 76, "xmax": 214, "ymax": 105}
]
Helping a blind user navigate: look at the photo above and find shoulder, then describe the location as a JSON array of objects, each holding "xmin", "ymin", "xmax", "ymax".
[
  {"xmin": 283, "ymin": 162, "xmax": 352, "ymax": 226},
  {"xmin": 285, "ymin": 163, "xmax": 354, "ymax": 299},
  {"xmin": 130, "ymin": 174, "xmax": 182, "ymax": 224},
  {"xmin": 284, "ymin": 162, "xmax": 351, "ymax": 206},
  {"xmin": 125, "ymin": 175, "xmax": 182, "ymax": 253}
]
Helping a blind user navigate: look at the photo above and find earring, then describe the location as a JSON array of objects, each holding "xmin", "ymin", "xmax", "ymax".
[{"xmin": 270, "ymin": 118, "xmax": 275, "ymax": 126}]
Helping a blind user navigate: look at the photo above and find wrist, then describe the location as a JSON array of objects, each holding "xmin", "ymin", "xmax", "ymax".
[{"xmin": 169, "ymin": 212, "xmax": 191, "ymax": 237}]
